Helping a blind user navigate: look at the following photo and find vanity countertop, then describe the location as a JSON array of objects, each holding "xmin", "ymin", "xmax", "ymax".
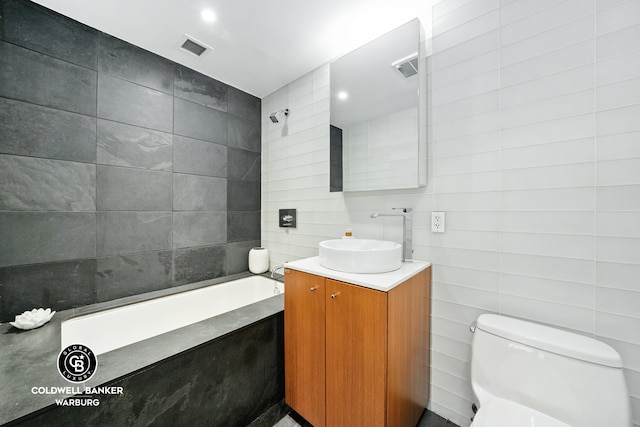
[{"xmin": 284, "ymin": 256, "xmax": 431, "ymax": 292}]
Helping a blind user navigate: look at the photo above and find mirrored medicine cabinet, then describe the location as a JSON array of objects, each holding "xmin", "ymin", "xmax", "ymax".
[{"xmin": 330, "ymin": 18, "xmax": 426, "ymax": 192}]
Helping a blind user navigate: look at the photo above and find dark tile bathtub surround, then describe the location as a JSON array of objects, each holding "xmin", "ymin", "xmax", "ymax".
[
  {"xmin": 0, "ymin": 259, "xmax": 97, "ymax": 319},
  {"xmin": 0, "ymin": 0, "xmax": 262, "ymax": 322},
  {"xmin": 12, "ymin": 314, "xmax": 284, "ymax": 427},
  {"xmin": 0, "ymin": 276, "xmax": 284, "ymax": 426}
]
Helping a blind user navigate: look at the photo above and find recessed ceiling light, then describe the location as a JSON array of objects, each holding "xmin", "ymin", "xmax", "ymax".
[
  {"xmin": 201, "ymin": 9, "xmax": 216, "ymax": 22},
  {"xmin": 338, "ymin": 91, "xmax": 348, "ymax": 100}
]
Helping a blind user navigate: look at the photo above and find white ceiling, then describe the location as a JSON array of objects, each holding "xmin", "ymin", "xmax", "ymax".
[{"xmin": 32, "ymin": 0, "xmax": 430, "ymax": 98}]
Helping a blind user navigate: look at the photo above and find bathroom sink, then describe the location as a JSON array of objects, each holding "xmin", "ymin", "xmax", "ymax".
[{"xmin": 318, "ymin": 239, "xmax": 402, "ymax": 273}]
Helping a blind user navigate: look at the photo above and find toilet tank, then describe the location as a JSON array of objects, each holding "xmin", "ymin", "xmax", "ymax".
[{"xmin": 471, "ymin": 314, "xmax": 631, "ymax": 427}]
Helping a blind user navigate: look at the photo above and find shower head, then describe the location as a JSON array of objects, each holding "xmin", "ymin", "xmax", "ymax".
[{"xmin": 269, "ymin": 108, "xmax": 289, "ymax": 123}]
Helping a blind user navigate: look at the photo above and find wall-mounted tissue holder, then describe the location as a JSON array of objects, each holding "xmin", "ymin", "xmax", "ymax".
[{"xmin": 279, "ymin": 209, "xmax": 296, "ymax": 228}]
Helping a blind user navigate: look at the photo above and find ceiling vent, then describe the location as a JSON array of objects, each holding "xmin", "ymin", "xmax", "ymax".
[
  {"xmin": 391, "ymin": 53, "xmax": 419, "ymax": 79},
  {"xmin": 177, "ymin": 34, "xmax": 212, "ymax": 58}
]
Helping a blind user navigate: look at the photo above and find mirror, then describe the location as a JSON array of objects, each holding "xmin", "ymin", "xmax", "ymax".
[{"xmin": 330, "ymin": 18, "xmax": 426, "ymax": 192}]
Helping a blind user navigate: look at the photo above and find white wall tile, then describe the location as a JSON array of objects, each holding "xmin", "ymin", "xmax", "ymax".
[
  {"xmin": 501, "ymin": 40, "xmax": 594, "ymax": 88},
  {"xmin": 432, "ymin": 91, "xmax": 499, "ymax": 124},
  {"xmin": 433, "ymin": 0, "xmax": 499, "ymax": 35},
  {"xmin": 596, "ymin": 287, "xmax": 640, "ymax": 318},
  {"xmin": 433, "ymin": 10, "xmax": 500, "ymax": 53},
  {"xmin": 431, "ymin": 247, "xmax": 500, "ymax": 271},
  {"xmin": 501, "ymin": 187, "xmax": 594, "ymax": 211},
  {"xmin": 500, "ymin": 294, "xmax": 595, "ymax": 333},
  {"xmin": 597, "ymin": 0, "xmax": 640, "ymax": 35},
  {"xmin": 433, "ymin": 0, "xmax": 475, "ymax": 21},
  {"xmin": 434, "ymin": 150, "xmax": 500, "ymax": 175},
  {"xmin": 597, "ymin": 236, "xmax": 640, "ymax": 264},
  {"xmin": 501, "ymin": 138, "xmax": 595, "ymax": 169},
  {"xmin": 500, "ymin": 0, "xmax": 594, "ymax": 47},
  {"xmin": 596, "ymin": 51, "xmax": 640, "ymax": 85},
  {"xmin": 597, "ymin": 312, "xmax": 640, "ymax": 345},
  {"xmin": 597, "ymin": 77, "xmax": 640, "ymax": 111},
  {"xmin": 501, "ymin": 162, "xmax": 594, "ymax": 190},
  {"xmin": 433, "ymin": 171, "xmax": 500, "ymax": 193},
  {"xmin": 501, "ymin": 65, "xmax": 594, "ymax": 108},
  {"xmin": 432, "ymin": 316, "xmax": 475, "ymax": 344},
  {"xmin": 597, "ymin": 104, "xmax": 640, "ymax": 136},
  {"xmin": 432, "ymin": 48, "xmax": 499, "ymax": 89},
  {"xmin": 433, "ymin": 131, "xmax": 501, "ymax": 158},
  {"xmin": 501, "ymin": 211, "xmax": 594, "ymax": 235},
  {"xmin": 501, "ymin": 273, "xmax": 594, "ymax": 308},
  {"xmin": 430, "ymin": 367, "xmax": 475, "ymax": 402},
  {"xmin": 431, "ymin": 30, "xmax": 500, "ymax": 72},
  {"xmin": 501, "ymin": 90, "xmax": 595, "ymax": 129},
  {"xmin": 430, "ymin": 229, "xmax": 500, "ymax": 252},
  {"xmin": 499, "ymin": 0, "xmax": 562, "ymax": 26},
  {"xmin": 441, "ymin": 211, "xmax": 500, "ymax": 231},
  {"xmin": 431, "ymin": 331, "xmax": 473, "ymax": 362},
  {"xmin": 432, "ymin": 70, "xmax": 500, "ymax": 107},
  {"xmin": 596, "ymin": 23, "xmax": 640, "ymax": 62},
  {"xmin": 501, "ymin": 113, "xmax": 595, "ymax": 149},
  {"xmin": 597, "ymin": 185, "xmax": 640, "ymax": 211},
  {"xmin": 433, "ymin": 193, "xmax": 499, "ymax": 215},
  {"xmin": 598, "ymin": 158, "xmax": 640, "ymax": 186},
  {"xmin": 432, "ymin": 299, "xmax": 493, "ymax": 326},
  {"xmin": 501, "ymin": 15, "xmax": 595, "ymax": 67},
  {"xmin": 500, "ymin": 252, "xmax": 595, "ymax": 284},
  {"xmin": 501, "ymin": 231, "xmax": 595, "ymax": 260},
  {"xmin": 434, "ymin": 264, "xmax": 500, "ymax": 291},
  {"xmin": 597, "ymin": 261, "xmax": 640, "ymax": 291}
]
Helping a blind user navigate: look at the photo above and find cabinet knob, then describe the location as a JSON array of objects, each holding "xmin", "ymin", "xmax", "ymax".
[
  {"xmin": 330, "ymin": 292, "xmax": 340, "ymax": 299},
  {"xmin": 310, "ymin": 286, "xmax": 318, "ymax": 291}
]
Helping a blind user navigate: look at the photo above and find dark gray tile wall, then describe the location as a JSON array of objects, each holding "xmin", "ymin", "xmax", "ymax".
[
  {"xmin": 0, "ymin": 98, "xmax": 97, "ymax": 163},
  {"xmin": 0, "ymin": 0, "xmax": 262, "ymax": 321},
  {"xmin": 0, "ymin": 0, "xmax": 98, "ymax": 68},
  {"xmin": 0, "ymin": 41, "xmax": 97, "ymax": 115},
  {"xmin": 96, "ymin": 119, "xmax": 172, "ymax": 171}
]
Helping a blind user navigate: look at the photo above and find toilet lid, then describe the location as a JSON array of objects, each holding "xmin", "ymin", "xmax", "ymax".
[{"xmin": 472, "ymin": 398, "xmax": 571, "ymax": 427}]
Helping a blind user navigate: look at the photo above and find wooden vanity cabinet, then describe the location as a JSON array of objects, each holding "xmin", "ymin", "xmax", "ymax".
[{"xmin": 284, "ymin": 267, "xmax": 431, "ymax": 427}]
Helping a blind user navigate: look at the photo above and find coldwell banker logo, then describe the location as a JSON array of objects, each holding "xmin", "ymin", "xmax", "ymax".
[{"xmin": 57, "ymin": 344, "xmax": 97, "ymax": 383}]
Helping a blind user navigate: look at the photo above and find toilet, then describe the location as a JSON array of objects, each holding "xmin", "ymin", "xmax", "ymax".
[{"xmin": 470, "ymin": 314, "xmax": 632, "ymax": 427}]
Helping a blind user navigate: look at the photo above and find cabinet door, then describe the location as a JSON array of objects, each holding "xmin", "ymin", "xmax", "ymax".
[
  {"xmin": 325, "ymin": 279, "xmax": 387, "ymax": 427},
  {"xmin": 387, "ymin": 268, "xmax": 431, "ymax": 426},
  {"xmin": 284, "ymin": 269, "xmax": 326, "ymax": 427}
]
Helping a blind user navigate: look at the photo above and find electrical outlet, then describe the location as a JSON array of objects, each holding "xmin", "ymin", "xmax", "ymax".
[{"xmin": 431, "ymin": 212, "xmax": 445, "ymax": 233}]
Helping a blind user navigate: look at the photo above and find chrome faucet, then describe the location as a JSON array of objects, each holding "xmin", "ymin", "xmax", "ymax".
[
  {"xmin": 270, "ymin": 265, "xmax": 285, "ymax": 279},
  {"xmin": 370, "ymin": 208, "xmax": 413, "ymax": 262}
]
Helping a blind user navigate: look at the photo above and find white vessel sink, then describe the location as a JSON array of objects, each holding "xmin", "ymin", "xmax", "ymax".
[{"xmin": 318, "ymin": 239, "xmax": 402, "ymax": 273}]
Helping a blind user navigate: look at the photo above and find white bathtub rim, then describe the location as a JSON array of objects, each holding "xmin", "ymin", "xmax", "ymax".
[{"xmin": 61, "ymin": 274, "xmax": 284, "ymax": 355}]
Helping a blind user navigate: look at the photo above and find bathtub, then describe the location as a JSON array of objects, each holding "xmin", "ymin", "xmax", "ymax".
[{"xmin": 62, "ymin": 275, "xmax": 284, "ymax": 355}]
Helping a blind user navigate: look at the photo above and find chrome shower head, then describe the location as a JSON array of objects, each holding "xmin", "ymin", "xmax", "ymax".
[{"xmin": 269, "ymin": 108, "xmax": 289, "ymax": 123}]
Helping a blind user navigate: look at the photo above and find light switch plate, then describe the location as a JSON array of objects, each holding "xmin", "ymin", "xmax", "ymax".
[{"xmin": 431, "ymin": 211, "xmax": 445, "ymax": 233}]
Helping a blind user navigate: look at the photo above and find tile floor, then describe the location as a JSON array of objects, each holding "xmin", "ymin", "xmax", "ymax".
[{"xmin": 273, "ymin": 409, "xmax": 460, "ymax": 427}]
